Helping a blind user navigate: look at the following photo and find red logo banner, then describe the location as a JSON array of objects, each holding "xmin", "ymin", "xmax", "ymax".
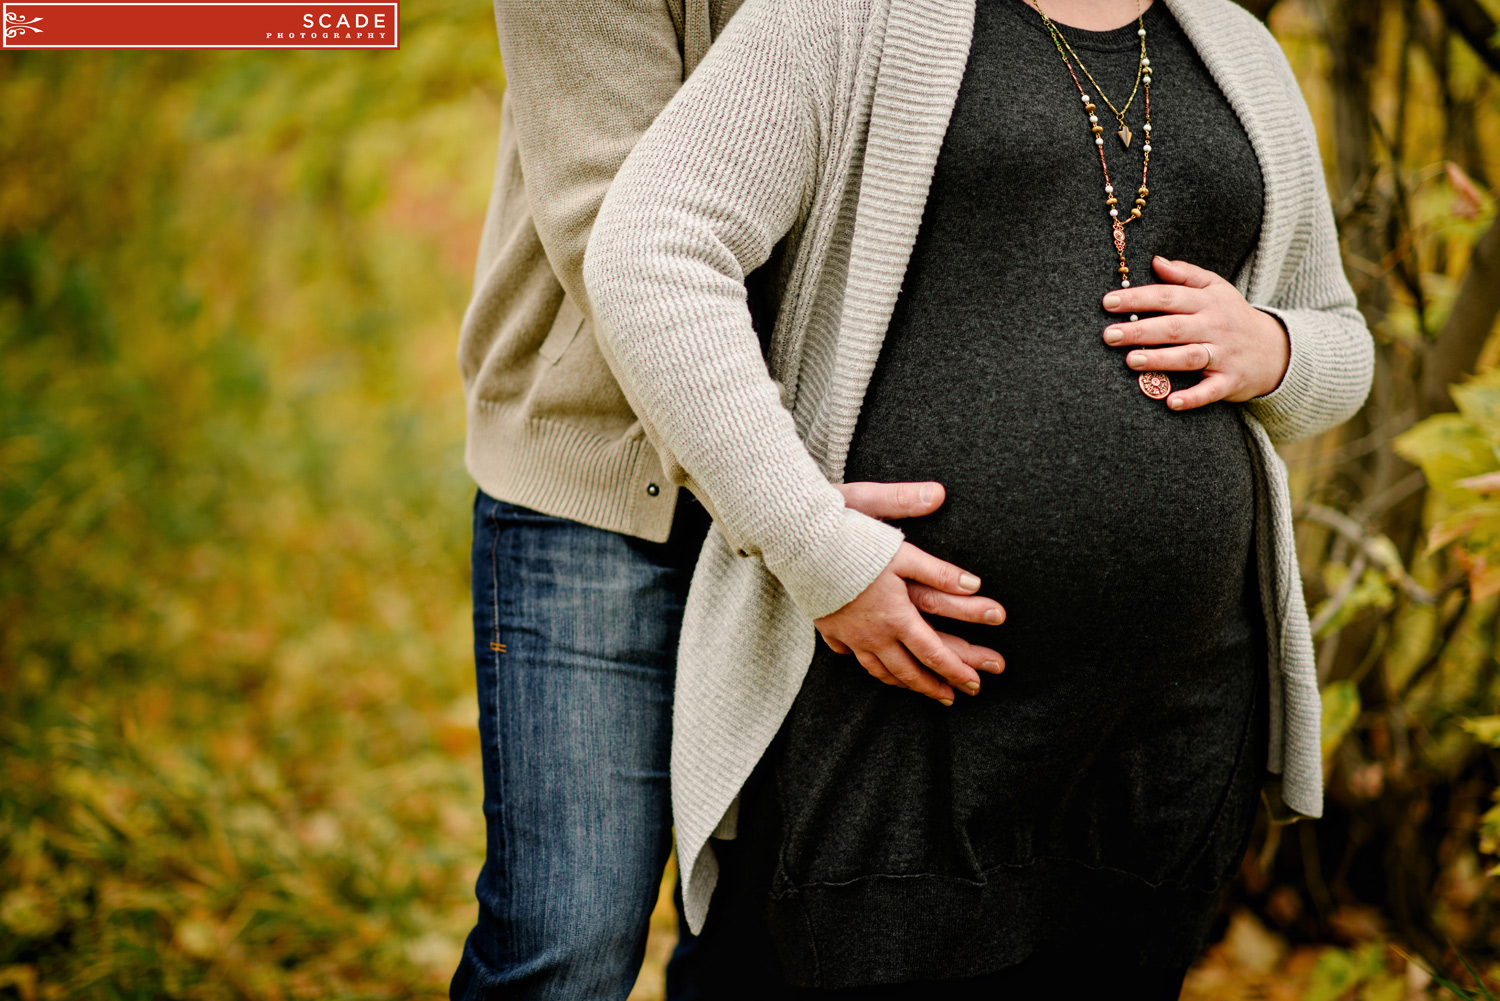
[{"xmin": 3, "ymin": 1, "xmax": 399, "ymax": 48}]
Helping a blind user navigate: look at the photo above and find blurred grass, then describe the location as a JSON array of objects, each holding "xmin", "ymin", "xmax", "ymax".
[{"xmin": 0, "ymin": 8, "xmax": 507, "ymax": 996}]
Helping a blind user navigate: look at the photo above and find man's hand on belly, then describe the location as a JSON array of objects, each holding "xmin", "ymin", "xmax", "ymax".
[{"xmin": 817, "ymin": 482, "xmax": 1008, "ymax": 706}]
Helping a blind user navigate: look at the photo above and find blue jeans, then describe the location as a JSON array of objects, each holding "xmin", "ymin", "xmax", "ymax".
[{"xmin": 451, "ymin": 490, "xmax": 712, "ymax": 1001}]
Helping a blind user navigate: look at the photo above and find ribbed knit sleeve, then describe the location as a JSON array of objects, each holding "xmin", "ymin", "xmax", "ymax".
[
  {"xmin": 1244, "ymin": 27, "xmax": 1374, "ymax": 443},
  {"xmin": 583, "ymin": 0, "xmax": 905, "ymax": 620}
]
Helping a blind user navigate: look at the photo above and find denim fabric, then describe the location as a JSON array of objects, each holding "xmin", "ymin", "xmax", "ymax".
[{"xmin": 451, "ymin": 490, "xmax": 711, "ymax": 1001}]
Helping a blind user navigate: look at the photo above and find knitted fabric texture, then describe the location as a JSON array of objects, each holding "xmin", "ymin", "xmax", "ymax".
[
  {"xmin": 458, "ymin": 0, "xmax": 734, "ymax": 543},
  {"xmin": 584, "ymin": 0, "xmax": 1374, "ymax": 933}
]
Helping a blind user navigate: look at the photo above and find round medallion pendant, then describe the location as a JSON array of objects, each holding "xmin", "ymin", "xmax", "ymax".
[{"xmin": 1138, "ymin": 370, "xmax": 1172, "ymax": 399}]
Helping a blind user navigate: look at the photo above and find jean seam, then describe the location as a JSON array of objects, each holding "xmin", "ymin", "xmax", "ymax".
[{"xmin": 485, "ymin": 493, "xmax": 511, "ymax": 952}]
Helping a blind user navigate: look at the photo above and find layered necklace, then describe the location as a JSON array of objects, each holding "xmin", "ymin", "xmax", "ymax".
[{"xmin": 1028, "ymin": 0, "xmax": 1170, "ymax": 400}]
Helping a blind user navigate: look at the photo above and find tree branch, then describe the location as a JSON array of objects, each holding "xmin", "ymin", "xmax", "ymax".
[
  {"xmin": 1434, "ymin": 0, "xmax": 1500, "ymax": 77},
  {"xmin": 1419, "ymin": 213, "xmax": 1500, "ymax": 416}
]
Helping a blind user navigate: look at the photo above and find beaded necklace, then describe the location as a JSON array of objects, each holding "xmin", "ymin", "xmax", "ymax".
[{"xmin": 1029, "ymin": 0, "xmax": 1170, "ymax": 400}]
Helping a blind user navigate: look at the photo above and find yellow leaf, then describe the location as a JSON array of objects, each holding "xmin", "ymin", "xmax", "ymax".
[
  {"xmin": 1478, "ymin": 799, "xmax": 1500, "ymax": 855},
  {"xmin": 1460, "ymin": 716, "xmax": 1500, "ymax": 747}
]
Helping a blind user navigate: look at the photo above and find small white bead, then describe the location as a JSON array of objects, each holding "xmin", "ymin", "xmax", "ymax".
[
  {"xmin": 1109, "ymin": 208, "xmax": 1118, "ymax": 217},
  {"xmin": 1105, "ymin": 184, "xmax": 1114, "ymax": 193},
  {"xmin": 1082, "ymin": 94, "xmax": 1091, "ymax": 102},
  {"xmin": 1130, "ymin": 314, "xmax": 1139, "ymax": 321},
  {"xmin": 1143, "ymin": 143, "xmax": 1151, "ymax": 152},
  {"xmin": 1096, "ymin": 137, "xmax": 1104, "ymax": 146},
  {"xmin": 1138, "ymin": 27, "xmax": 1146, "ymax": 35},
  {"xmin": 1142, "ymin": 57, "xmax": 1151, "ymax": 66},
  {"xmin": 1144, "ymin": 124, "xmax": 1151, "ymax": 132},
  {"xmin": 1122, "ymin": 279, "xmax": 1131, "ymax": 287},
  {"xmin": 1089, "ymin": 115, "xmax": 1098, "ymax": 123},
  {"xmin": 1143, "ymin": 76, "xmax": 1152, "ymax": 85}
]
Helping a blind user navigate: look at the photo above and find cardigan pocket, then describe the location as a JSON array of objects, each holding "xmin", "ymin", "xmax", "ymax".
[{"xmin": 538, "ymin": 294, "xmax": 585, "ymax": 365}]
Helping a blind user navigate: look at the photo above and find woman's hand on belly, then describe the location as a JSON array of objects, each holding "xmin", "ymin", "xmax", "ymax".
[
  {"xmin": 1101, "ymin": 255, "xmax": 1292, "ymax": 410},
  {"xmin": 813, "ymin": 535, "xmax": 1006, "ymax": 707}
]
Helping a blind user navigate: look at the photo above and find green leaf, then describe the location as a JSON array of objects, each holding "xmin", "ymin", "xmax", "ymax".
[
  {"xmin": 1395, "ymin": 414, "xmax": 1497, "ymax": 495},
  {"xmin": 1313, "ymin": 565, "xmax": 1396, "ymax": 638},
  {"xmin": 1453, "ymin": 376, "xmax": 1500, "ymax": 441},
  {"xmin": 1384, "ymin": 600, "xmax": 1437, "ymax": 693},
  {"xmin": 1321, "ymin": 679, "xmax": 1362, "ymax": 760},
  {"xmin": 1305, "ymin": 948, "xmax": 1366, "ymax": 1001}
]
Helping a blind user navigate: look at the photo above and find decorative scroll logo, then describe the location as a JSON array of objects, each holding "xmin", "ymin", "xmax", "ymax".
[
  {"xmin": 1, "ymin": 2, "xmax": 396, "ymax": 48},
  {"xmin": 5, "ymin": 11, "xmax": 45, "ymax": 36}
]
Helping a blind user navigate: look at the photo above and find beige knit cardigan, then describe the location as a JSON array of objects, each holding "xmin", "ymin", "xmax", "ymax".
[
  {"xmin": 458, "ymin": 0, "xmax": 738, "ymax": 543},
  {"xmin": 584, "ymin": 0, "xmax": 1374, "ymax": 933}
]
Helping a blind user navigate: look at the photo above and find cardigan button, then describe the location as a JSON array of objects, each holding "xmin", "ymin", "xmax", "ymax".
[{"xmin": 646, "ymin": 483, "xmax": 660, "ymax": 497}]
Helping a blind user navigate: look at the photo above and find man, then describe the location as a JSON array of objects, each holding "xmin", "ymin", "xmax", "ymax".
[{"xmin": 450, "ymin": 2, "xmax": 1003, "ymax": 997}]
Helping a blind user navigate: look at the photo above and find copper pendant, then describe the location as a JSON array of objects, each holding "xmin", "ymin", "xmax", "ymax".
[
  {"xmin": 1112, "ymin": 221, "xmax": 1126, "ymax": 255},
  {"xmin": 1139, "ymin": 370, "xmax": 1172, "ymax": 399},
  {"xmin": 1118, "ymin": 125, "xmax": 1133, "ymax": 147}
]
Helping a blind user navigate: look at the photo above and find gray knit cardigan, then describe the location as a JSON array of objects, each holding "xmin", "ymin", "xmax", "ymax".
[{"xmin": 583, "ymin": 0, "xmax": 1374, "ymax": 933}]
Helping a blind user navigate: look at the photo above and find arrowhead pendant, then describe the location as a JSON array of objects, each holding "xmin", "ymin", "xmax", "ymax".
[{"xmin": 1118, "ymin": 125, "xmax": 1133, "ymax": 147}]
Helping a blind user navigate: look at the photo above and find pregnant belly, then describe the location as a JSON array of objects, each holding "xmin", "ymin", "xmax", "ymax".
[{"xmin": 843, "ymin": 383, "xmax": 1257, "ymax": 668}]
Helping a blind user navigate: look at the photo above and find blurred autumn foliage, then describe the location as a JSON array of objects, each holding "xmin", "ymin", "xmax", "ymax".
[
  {"xmin": 1179, "ymin": 0, "xmax": 1500, "ymax": 996},
  {"xmin": 1, "ymin": 5, "xmax": 503, "ymax": 995},
  {"xmin": 3, "ymin": 0, "xmax": 1500, "ymax": 998}
]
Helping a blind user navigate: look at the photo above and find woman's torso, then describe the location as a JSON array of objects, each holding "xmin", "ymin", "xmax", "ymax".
[
  {"xmin": 754, "ymin": 1, "xmax": 1271, "ymax": 983},
  {"xmin": 847, "ymin": 0, "xmax": 1264, "ymax": 667}
]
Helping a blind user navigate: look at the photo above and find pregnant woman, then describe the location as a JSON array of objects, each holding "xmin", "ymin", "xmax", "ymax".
[{"xmin": 584, "ymin": 0, "xmax": 1372, "ymax": 993}]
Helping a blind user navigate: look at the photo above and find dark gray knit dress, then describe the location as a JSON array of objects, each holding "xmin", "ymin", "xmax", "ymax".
[{"xmin": 736, "ymin": 0, "xmax": 1271, "ymax": 989}]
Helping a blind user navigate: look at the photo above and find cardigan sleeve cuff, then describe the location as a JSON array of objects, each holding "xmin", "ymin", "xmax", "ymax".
[
  {"xmin": 765, "ymin": 507, "xmax": 906, "ymax": 621},
  {"xmin": 1244, "ymin": 306, "xmax": 1314, "ymax": 438}
]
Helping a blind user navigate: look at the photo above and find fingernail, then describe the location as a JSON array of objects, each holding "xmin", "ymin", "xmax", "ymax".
[
  {"xmin": 919, "ymin": 483, "xmax": 932, "ymax": 505},
  {"xmin": 1154, "ymin": 255, "xmax": 1166, "ymax": 263},
  {"xmin": 962, "ymin": 681, "xmax": 980, "ymax": 695},
  {"xmin": 1103, "ymin": 294, "xmax": 1122, "ymax": 309},
  {"xmin": 1170, "ymin": 397, "xmax": 1184, "ymax": 409},
  {"xmin": 1128, "ymin": 352, "xmax": 1144, "ymax": 368},
  {"xmin": 982, "ymin": 660, "xmax": 1003, "ymax": 673},
  {"xmin": 984, "ymin": 608, "xmax": 1003, "ymax": 624},
  {"xmin": 959, "ymin": 573, "xmax": 981, "ymax": 592},
  {"xmin": 1104, "ymin": 327, "xmax": 1123, "ymax": 345},
  {"xmin": 939, "ymin": 698, "xmax": 954, "ymax": 707}
]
